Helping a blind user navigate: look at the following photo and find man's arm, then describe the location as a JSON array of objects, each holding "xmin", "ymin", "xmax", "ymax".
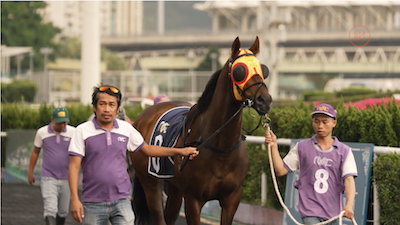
[
  {"xmin": 27, "ymin": 147, "xmax": 40, "ymax": 185},
  {"xmin": 139, "ymin": 142, "xmax": 198, "ymax": 159},
  {"xmin": 69, "ymin": 155, "xmax": 84, "ymax": 223},
  {"xmin": 265, "ymin": 130, "xmax": 289, "ymax": 177},
  {"xmin": 343, "ymin": 176, "xmax": 356, "ymax": 219}
]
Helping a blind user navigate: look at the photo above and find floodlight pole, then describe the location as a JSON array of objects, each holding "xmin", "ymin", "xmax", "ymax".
[{"xmin": 81, "ymin": 1, "xmax": 100, "ymax": 105}]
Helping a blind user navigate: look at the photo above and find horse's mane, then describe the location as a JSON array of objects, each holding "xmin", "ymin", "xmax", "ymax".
[{"xmin": 185, "ymin": 69, "xmax": 222, "ymax": 123}]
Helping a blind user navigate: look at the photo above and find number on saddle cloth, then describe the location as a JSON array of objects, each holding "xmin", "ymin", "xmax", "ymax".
[{"xmin": 148, "ymin": 106, "xmax": 190, "ymax": 178}]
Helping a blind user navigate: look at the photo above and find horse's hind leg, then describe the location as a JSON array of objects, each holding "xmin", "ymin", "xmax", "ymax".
[
  {"xmin": 219, "ymin": 189, "xmax": 243, "ymax": 225},
  {"xmin": 164, "ymin": 182, "xmax": 183, "ymax": 225}
]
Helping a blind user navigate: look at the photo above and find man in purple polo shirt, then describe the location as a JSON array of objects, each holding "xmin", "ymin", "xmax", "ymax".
[
  {"xmin": 28, "ymin": 107, "xmax": 76, "ymax": 225},
  {"xmin": 265, "ymin": 103, "xmax": 357, "ymax": 225},
  {"xmin": 153, "ymin": 94, "xmax": 170, "ymax": 105},
  {"xmin": 68, "ymin": 85, "xmax": 198, "ymax": 225}
]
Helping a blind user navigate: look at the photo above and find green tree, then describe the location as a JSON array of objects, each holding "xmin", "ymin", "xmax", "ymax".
[
  {"xmin": 56, "ymin": 36, "xmax": 81, "ymax": 59},
  {"xmin": 101, "ymin": 48, "xmax": 128, "ymax": 71},
  {"xmin": 1, "ymin": 1, "xmax": 61, "ymax": 72},
  {"xmin": 55, "ymin": 37, "xmax": 128, "ymax": 71},
  {"xmin": 195, "ymin": 46, "xmax": 222, "ymax": 71}
]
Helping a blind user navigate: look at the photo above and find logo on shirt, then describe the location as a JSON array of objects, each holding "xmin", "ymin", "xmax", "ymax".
[
  {"xmin": 313, "ymin": 156, "xmax": 333, "ymax": 167},
  {"xmin": 63, "ymin": 137, "xmax": 71, "ymax": 142},
  {"xmin": 158, "ymin": 121, "xmax": 170, "ymax": 133},
  {"xmin": 118, "ymin": 137, "xmax": 126, "ymax": 142}
]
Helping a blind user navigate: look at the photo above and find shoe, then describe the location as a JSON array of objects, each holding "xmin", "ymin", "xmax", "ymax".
[
  {"xmin": 45, "ymin": 216, "xmax": 56, "ymax": 225},
  {"xmin": 56, "ymin": 214, "xmax": 66, "ymax": 225}
]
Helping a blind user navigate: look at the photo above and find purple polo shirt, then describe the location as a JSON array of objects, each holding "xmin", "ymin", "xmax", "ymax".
[
  {"xmin": 68, "ymin": 118, "xmax": 144, "ymax": 203},
  {"xmin": 283, "ymin": 135, "xmax": 358, "ymax": 220},
  {"xmin": 34, "ymin": 123, "xmax": 76, "ymax": 179}
]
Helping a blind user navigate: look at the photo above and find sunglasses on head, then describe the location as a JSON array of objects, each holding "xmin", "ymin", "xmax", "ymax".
[{"xmin": 99, "ymin": 86, "xmax": 119, "ymax": 94}]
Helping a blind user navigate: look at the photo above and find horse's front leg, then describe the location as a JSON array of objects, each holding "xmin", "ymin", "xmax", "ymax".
[
  {"xmin": 164, "ymin": 182, "xmax": 183, "ymax": 225},
  {"xmin": 219, "ymin": 188, "xmax": 242, "ymax": 225},
  {"xmin": 140, "ymin": 177, "xmax": 166, "ymax": 225},
  {"xmin": 183, "ymin": 196, "xmax": 204, "ymax": 225}
]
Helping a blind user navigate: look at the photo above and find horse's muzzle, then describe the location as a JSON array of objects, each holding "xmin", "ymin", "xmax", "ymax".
[{"xmin": 254, "ymin": 94, "xmax": 272, "ymax": 115}]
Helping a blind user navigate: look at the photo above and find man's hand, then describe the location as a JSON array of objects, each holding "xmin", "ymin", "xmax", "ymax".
[
  {"xmin": 181, "ymin": 147, "xmax": 199, "ymax": 160},
  {"xmin": 343, "ymin": 205, "xmax": 354, "ymax": 219},
  {"xmin": 71, "ymin": 199, "xmax": 84, "ymax": 223},
  {"xmin": 27, "ymin": 172, "xmax": 35, "ymax": 185}
]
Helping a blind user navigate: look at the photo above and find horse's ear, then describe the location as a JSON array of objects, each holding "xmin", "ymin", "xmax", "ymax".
[
  {"xmin": 249, "ymin": 36, "xmax": 260, "ymax": 55},
  {"xmin": 231, "ymin": 37, "xmax": 241, "ymax": 59}
]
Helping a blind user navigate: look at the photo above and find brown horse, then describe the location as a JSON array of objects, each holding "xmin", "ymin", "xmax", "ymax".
[{"xmin": 130, "ymin": 37, "xmax": 272, "ymax": 225}]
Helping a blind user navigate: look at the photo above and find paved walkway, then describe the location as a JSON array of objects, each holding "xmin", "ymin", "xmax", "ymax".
[
  {"xmin": 2, "ymin": 182, "xmax": 80, "ymax": 225},
  {"xmin": 1, "ymin": 182, "xmax": 212, "ymax": 225}
]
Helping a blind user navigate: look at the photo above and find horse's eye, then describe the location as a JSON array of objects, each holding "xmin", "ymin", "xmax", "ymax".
[
  {"xmin": 261, "ymin": 64, "xmax": 269, "ymax": 79},
  {"xmin": 232, "ymin": 65, "xmax": 247, "ymax": 83}
]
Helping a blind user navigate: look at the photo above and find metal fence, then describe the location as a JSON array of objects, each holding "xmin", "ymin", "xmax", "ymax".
[{"xmin": 16, "ymin": 70, "xmax": 214, "ymax": 105}]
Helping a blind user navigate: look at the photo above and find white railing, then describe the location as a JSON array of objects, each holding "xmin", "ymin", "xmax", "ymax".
[{"xmin": 244, "ymin": 135, "xmax": 400, "ymax": 155}]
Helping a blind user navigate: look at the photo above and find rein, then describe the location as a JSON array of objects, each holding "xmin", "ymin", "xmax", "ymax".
[{"xmin": 180, "ymin": 101, "xmax": 248, "ymax": 171}]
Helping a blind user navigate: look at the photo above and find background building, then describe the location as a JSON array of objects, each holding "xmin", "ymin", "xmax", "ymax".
[
  {"xmin": 40, "ymin": 1, "xmax": 143, "ymax": 37},
  {"xmin": 7, "ymin": 1, "xmax": 400, "ymax": 103}
]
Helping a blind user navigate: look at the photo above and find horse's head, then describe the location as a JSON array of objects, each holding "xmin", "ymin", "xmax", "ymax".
[{"xmin": 227, "ymin": 37, "xmax": 272, "ymax": 115}]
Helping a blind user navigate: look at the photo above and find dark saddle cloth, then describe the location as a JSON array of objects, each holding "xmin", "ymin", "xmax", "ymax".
[{"xmin": 148, "ymin": 106, "xmax": 190, "ymax": 178}]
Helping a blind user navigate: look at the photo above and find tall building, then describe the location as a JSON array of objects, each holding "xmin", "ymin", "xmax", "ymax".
[{"xmin": 40, "ymin": 1, "xmax": 143, "ymax": 37}]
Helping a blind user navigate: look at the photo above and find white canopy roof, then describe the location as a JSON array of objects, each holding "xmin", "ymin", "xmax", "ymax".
[{"xmin": 1, "ymin": 45, "xmax": 33, "ymax": 57}]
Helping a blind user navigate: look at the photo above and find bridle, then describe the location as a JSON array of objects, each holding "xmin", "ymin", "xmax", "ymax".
[
  {"xmin": 179, "ymin": 52, "xmax": 269, "ymax": 171},
  {"xmin": 228, "ymin": 52, "xmax": 268, "ymax": 134}
]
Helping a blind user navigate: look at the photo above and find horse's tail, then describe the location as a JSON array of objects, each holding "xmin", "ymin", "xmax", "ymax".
[{"xmin": 132, "ymin": 175, "xmax": 153, "ymax": 225}]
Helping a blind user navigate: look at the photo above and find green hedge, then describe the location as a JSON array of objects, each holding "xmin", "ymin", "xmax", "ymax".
[
  {"xmin": 2, "ymin": 101, "xmax": 400, "ymax": 221},
  {"xmin": 1, "ymin": 79, "xmax": 38, "ymax": 103},
  {"xmin": 1, "ymin": 103, "xmax": 93, "ymax": 130},
  {"xmin": 372, "ymin": 153, "xmax": 400, "ymax": 225}
]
